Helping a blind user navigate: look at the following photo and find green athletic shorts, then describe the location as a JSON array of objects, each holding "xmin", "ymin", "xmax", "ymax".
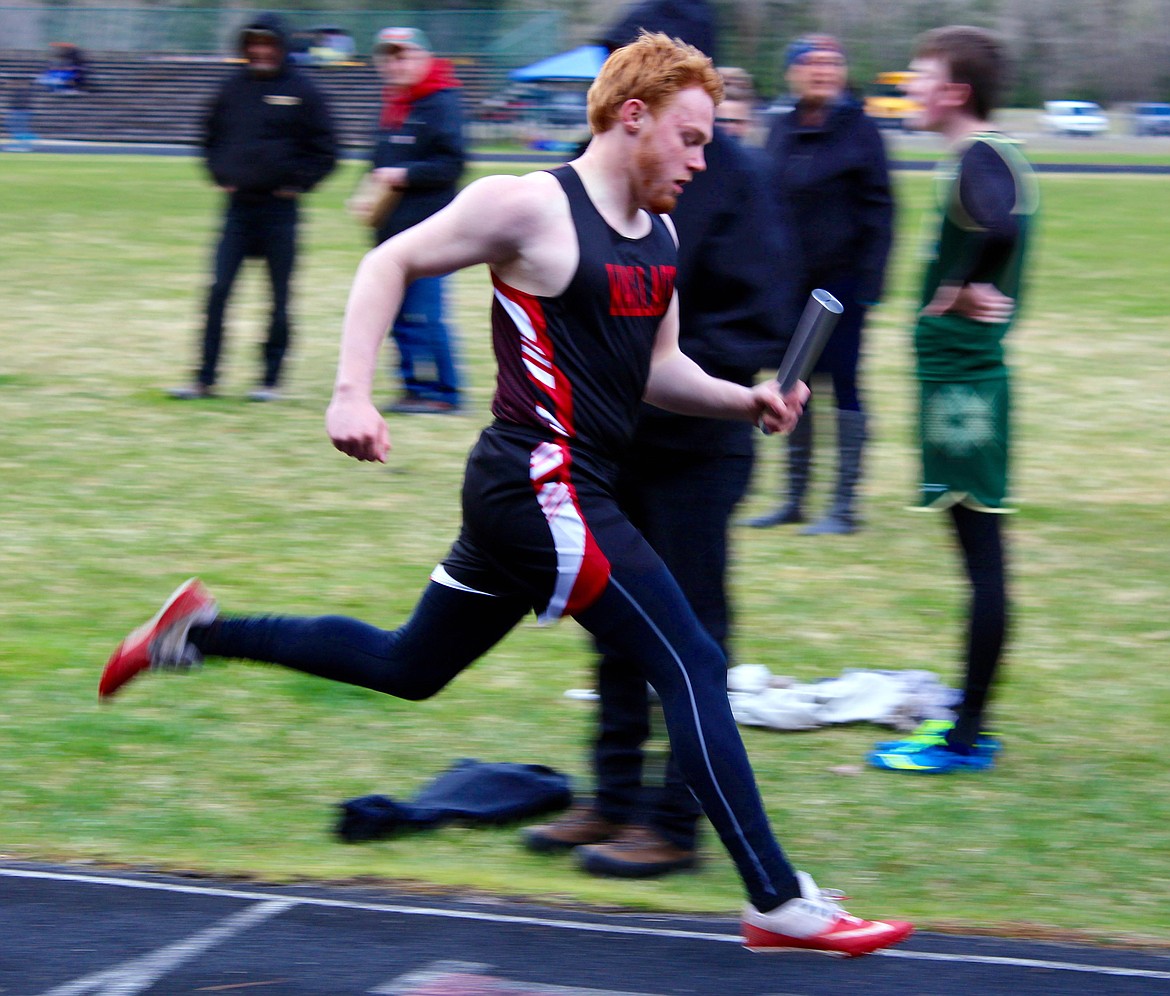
[{"xmin": 917, "ymin": 375, "xmax": 1013, "ymax": 511}]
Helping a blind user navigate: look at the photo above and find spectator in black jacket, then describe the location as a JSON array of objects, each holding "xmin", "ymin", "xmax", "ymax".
[
  {"xmin": 747, "ymin": 35, "xmax": 893, "ymax": 534},
  {"xmin": 523, "ymin": 70, "xmax": 800, "ymax": 877},
  {"xmin": 172, "ymin": 13, "xmax": 337, "ymax": 401},
  {"xmin": 599, "ymin": 0, "xmax": 717, "ymax": 61},
  {"xmin": 368, "ymin": 27, "xmax": 466, "ymax": 415}
]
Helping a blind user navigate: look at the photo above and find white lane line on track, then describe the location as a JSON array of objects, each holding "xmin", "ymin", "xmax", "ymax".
[
  {"xmin": 5, "ymin": 867, "xmax": 1170, "ymax": 982},
  {"xmin": 36, "ymin": 898, "xmax": 295, "ymax": 996},
  {"xmin": 877, "ymin": 947, "xmax": 1170, "ymax": 979},
  {"xmin": 372, "ymin": 959, "xmax": 652, "ymax": 994}
]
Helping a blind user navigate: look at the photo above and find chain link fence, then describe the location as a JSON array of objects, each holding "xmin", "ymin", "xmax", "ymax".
[{"xmin": 0, "ymin": 7, "xmax": 566, "ymax": 67}]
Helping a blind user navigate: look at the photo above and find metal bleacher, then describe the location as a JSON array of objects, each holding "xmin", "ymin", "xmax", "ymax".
[{"xmin": 0, "ymin": 52, "xmax": 505, "ymax": 149}]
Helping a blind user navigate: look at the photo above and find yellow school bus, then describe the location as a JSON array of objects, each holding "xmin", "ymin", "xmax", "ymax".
[{"xmin": 864, "ymin": 71, "xmax": 920, "ymax": 130}]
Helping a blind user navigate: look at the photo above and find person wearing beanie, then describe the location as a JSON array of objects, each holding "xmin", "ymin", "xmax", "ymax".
[{"xmin": 747, "ymin": 34, "xmax": 893, "ymax": 534}]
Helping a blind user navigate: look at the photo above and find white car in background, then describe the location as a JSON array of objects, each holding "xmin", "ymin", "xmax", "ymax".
[
  {"xmin": 1039, "ymin": 100, "xmax": 1109, "ymax": 136},
  {"xmin": 1132, "ymin": 102, "xmax": 1170, "ymax": 136}
]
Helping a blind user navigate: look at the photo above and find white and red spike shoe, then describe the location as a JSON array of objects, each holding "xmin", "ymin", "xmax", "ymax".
[
  {"xmin": 98, "ymin": 578, "xmax": 217, "ymax": 700},
  {"xmin": 742, "ymin": 872, "xmax": 913, "ymax": 957}
]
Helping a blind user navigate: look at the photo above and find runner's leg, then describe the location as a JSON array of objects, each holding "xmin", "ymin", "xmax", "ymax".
[
  {"xmin": 575, "ymin": 522, "xmax": 800, "ymax": 912},
  {"xmin": 190, "ymin": 581, "xmax": 529, "ymax": 700}
]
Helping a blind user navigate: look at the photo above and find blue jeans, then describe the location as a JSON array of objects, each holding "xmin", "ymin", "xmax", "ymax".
[
  {"xmin": 392, "ymin": 276, "xmax": 460, "ymax": 406},
  {"xmin": 199, "ymin": 195, "xmax": 297, "ymax": 389},
  {"xmin": 5, "ymin": 109, "xmax": 34, "ymax": 146}
]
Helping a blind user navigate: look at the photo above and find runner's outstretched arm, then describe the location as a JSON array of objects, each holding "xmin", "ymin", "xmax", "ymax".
[
  {"xmin": 326, "ymin": 174, "xmax": 550, "ymax": 463},
  {"xmin": 644, "ymin": 296, "xmax": 808, "ymax": 434}
]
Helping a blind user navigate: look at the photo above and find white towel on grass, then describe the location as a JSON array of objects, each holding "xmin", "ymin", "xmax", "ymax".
[{"xmin": 727, "ymin": 665, "xmax": 958, "ymax": 732}]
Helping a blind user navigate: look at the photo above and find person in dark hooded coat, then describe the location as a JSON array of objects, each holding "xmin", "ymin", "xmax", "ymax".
[
  {"xmin": 599, "ymin": 0, "xmax": 717, "ymax": 60},
  {"xmin": 172, "ymin": 13, "xmax": 337, "ymax": 401},
  {"xmin": 746, "ymin": 35, "xmax": 893, "ymax": 534}
]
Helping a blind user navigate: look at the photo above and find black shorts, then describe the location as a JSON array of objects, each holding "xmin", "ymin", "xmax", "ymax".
[{"xmin": 439, "ymin": 423, "xmax": 650, "ymax": 624}]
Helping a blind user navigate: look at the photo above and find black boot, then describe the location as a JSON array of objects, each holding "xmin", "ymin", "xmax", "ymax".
[
  {"xmin": 745, "ymin": 408, "xmax": 813, "ymax": 528},
  {"xmin": 803, "ymin": 409, "xmax": 866, "ymax": 535}
]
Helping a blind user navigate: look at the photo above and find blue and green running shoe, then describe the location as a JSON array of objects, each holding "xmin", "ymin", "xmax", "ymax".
[
  {"xmin": 868, "ymin": 741, "xmax": 997, "ymax": 774},
  {"xmin": 872, "ymin": 719, "xmax": 954, "ymax": 753},
  {"xmin": 873, "ymin": 719, "xmax": 1002, "ymax": 755}
]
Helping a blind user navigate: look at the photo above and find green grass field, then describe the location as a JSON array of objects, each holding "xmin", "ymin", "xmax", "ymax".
[{"xmin": 1, "ymin": 152, "xmax": 1167, "ymax": 949}]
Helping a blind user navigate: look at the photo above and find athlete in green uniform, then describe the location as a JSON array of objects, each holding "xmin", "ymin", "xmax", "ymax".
[{"xmin": 870, "ymin": 25, "xmax": 1038, "ymax": 774}]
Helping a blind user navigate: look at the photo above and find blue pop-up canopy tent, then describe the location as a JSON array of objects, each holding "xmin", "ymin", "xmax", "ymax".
[{"xmin": 509, "ymin": 44, "xmax": 607, "ymax": 82}]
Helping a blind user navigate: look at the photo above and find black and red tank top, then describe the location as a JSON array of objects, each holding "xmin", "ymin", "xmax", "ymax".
[{"xmin": 489, "ymin": 164, "xmax": 678, "ymax": 462}]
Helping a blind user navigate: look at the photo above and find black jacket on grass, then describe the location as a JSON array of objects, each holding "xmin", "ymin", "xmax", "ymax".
[{"xmin": 202, "ymin": 13, "xmax": 337, "ymax": 197}]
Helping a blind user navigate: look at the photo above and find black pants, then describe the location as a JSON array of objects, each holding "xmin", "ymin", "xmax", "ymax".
[
  {"xmin": 806, "ymin": 273, "xmax": 866, "ymax": 413},
  {"xmin": 199, "ymin": 195, "xmax": 297, "ymax": 389},
  {"xmin": 594, "ymin": 442, "xmax": 752, "ymax": 849}
]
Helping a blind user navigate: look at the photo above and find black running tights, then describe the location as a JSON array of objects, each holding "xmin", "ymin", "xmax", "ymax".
[{"xmin": 948, "ymin": 503, "xmax": 1008, "ymax": 747}]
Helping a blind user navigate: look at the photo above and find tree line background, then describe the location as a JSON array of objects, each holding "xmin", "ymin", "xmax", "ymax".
[
  {"xmin": 23, "ymin": 0, "xmax": 1170, "ymax": 105},
  {"xmin": 539, "ymin": 0, "xmax": 1170, "ymax": 104}
]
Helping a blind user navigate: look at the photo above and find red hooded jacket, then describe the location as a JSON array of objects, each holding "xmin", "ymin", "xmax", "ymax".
[{"xmin": 380, "ymin": 57, "xmax": 461, "ymax": 130}]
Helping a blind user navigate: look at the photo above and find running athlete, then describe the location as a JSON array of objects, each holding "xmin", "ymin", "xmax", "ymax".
[
  {"xmin": 99, "ymin": 32, "xmax": 911, "ymax": 957},
  {"xmin": 868, "ymin": 26, "xmax": 1038, "ymax": 774}
]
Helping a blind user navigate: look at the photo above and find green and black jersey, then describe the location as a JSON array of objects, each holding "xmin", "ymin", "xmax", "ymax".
[{"xmin": 913, "ymin": 133, "xmax": 1039, "ymax": 510}]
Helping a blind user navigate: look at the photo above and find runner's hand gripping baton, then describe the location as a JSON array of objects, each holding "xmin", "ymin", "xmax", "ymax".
[{"xmin": 759, "ymin": 289, "xmax": 845, "ymax": 434}]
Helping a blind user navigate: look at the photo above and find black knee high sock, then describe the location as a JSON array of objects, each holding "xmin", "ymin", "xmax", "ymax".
[{"xmin": 948, "ymin": 504, "xmax": 1008, "ymax": 749}]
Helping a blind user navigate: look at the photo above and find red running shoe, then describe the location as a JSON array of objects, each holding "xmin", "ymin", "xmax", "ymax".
[
  {"xmin": 98, "ymin": 578, "xmax": 217, "ymax": 700},
  {"xmin": 742, "ymin": 872, "xmax": 913, "ymax": 957}
]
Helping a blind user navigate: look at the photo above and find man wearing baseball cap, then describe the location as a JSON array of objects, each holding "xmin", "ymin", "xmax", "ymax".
[
  {"xmin": 374, "ymin": 26, "xmax": 430, "ymax": 53},
  {"xmin": 365, "ymin": 25, "xmax": 466, "ymax": 414}
]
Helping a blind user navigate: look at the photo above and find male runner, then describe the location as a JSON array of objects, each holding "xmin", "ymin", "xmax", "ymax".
[{"xmin": 100, "ymin": 33, "xmax": 911, "ymax": 957}]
